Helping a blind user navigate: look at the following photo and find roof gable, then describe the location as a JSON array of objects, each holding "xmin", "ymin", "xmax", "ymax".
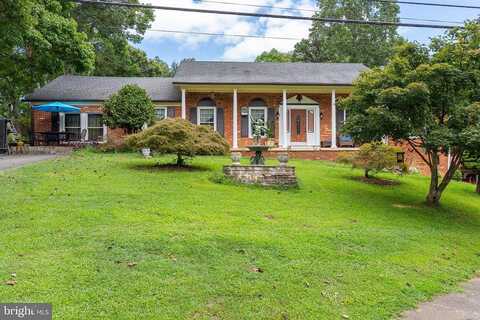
[
  {"xmin": 173, "ymin": 61, "xmax": 368, "ymax": 85},
  {"xmin": 25, "ymin": 75, "xmax": 180, "ymax": 102}
]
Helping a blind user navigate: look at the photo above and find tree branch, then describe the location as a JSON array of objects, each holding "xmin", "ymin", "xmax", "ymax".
[{"xmin": 407, "ymin": 139, "xmax": 431, "ymax": 166}]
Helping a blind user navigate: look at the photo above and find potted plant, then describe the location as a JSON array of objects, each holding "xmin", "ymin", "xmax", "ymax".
[{"xmin": 251, "ymin": 118, "xmax": 269, "ymax": 145}]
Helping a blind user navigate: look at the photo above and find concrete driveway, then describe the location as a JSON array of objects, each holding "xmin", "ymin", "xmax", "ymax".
[
  {"xmin": 0, "ymin": 154, "xmax": 59, "ymax": 171},
  {"xmin": 401, "ymin": 277, "xmax": 480, "ymax": 320}
]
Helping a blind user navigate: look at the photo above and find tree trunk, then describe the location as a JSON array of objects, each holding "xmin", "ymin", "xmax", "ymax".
[
  {"xmin": 426, "ymin": 188, "xmax": 442, "ymax": 206},
  {"xmin": 176, "ymin": 154, "xmax": 185, "ymax": 166},
  {"xmin": 426, "ymin": 152, "xmax": 442, "ymax": 206},
  {"xmin": 476, "ymin": 175, "xmax": 480, "ymax": 194},
  {"xmin": 364, "ymin": 169, "xmax": 370, "ymax": 179}
]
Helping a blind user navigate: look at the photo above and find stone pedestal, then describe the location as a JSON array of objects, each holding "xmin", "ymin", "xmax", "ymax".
[{"xmin": 223, "ymin": 165, "xmax": 297, "ymax": 187}]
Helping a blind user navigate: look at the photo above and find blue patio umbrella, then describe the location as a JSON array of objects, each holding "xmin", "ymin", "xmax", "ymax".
[{"xmin": 32, "ymin": 102, "xmax": 80, "ymax": 113}]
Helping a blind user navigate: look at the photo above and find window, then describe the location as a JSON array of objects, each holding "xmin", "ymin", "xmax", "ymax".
[
  {"xmin": 336, "ymin": 109, "xmax": 347, "ymax": 133},
  {"xmin": 88, "ymin": 114, "xmax": 104, "ymax": 141},
  {"xmin": 65, "ymin": 114, "xmax": 81, "ymax": 140},
  {"xmin": 198, "ymin": 107, "xmax": 216, "ymax": 130},
  {"xmin": 155, "ymin": 107, "xmax": 167, "ymax": 120},
  {"xmin": 197, "ymin": 98, "xmax": 216, "ymax": 130},
  {"xmin": 307, "ymin": 110, "xmax": 315, "ymax": 133},
  {"xmin": 248, "ymin": 107, "xmax": 267, "ymax": 137}
]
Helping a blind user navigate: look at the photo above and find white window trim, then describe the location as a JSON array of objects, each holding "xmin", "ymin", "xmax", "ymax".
[
  {"xmin": 87, "ymin": 113, "xmax": 105, "ymax": 142},
  {"xmin": 155, "ymin": 107, "xmax": 168, "ymax": 120},
  {"xmin": 248, "ymin": 106, "xmax": 268, "ymax": 138},
  {"xmin": 61, "ymin": 113, "xmax": 107, "ymax": 142},
  {"xmin": 197, "ymin": 107, "xmax": 217, "ymax": 131}
]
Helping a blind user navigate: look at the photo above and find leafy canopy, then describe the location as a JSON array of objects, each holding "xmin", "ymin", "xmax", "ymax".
[
  {"xmin": 71, "ymin": 1, "xmax": 171, "ymax": 77},
  {"xmin": 103, "ymin": 84, "xmax": 155, "ymax": 133},
  {"xmin": 255, "ymin": 49, "xmax": 293, "ymax": 63},
  {"xmin": 293, "ymin": 0, "xmax": 401, "ymax": 67},
  {"xmin": 0, "ymin": 0, "xmax": 95, "ymax": 117},
  {"xmin": 340, "ymin": 21, "xmax": 480, "ymax": 205},
  {"xmin": 126, "ymin": 119, "xmax": 230, "ymax": 165}
]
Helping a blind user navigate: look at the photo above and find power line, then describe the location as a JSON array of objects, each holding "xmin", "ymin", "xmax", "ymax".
[
  {"xmin": 372, "ymin": 0, "xmax": 480, "ymax": 9},
  {"xmin": 71, "ymin": 0, "xmax": 464, "ymax": 29},
  {"xmin": 149, "ymin": 28, "xmax": 302, "ymax": 40},
  {"xmin": 197, "ymin": 0, "xmax": 463, "ymax": 24}
]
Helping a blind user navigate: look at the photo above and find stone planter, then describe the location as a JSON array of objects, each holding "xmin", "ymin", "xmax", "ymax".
[
  {"xmin": 231, "ymin": 152, "xmax": 241, "ymax": 166},
  {"xmin": 277, "ymin": 152, "xmax": 289, "ymax": 167},
  {"xmin": 224, "ymin": 165, "xmax": 297, "ymax": 187}
]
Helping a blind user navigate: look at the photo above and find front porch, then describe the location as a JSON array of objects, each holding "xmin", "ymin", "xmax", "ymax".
[{"xmin": 179, "ymin": 85, "xmax": 357, "ymax": 151}]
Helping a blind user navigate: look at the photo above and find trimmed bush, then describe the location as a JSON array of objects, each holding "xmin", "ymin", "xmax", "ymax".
[
  {"xmin": 339, "ymin": 142, "xmax": 401, "ymax": 178},
  {"xmin": 126, "ymin": 118, "xmax": 229, "ymax": 165}
]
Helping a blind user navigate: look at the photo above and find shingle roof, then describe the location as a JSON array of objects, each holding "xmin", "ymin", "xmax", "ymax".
[
  {"xmin": 24, "ymin": 75, "xmax": 180, "ymax": 102},
  {"xmin": 173, "ymin": 61, "xmax": 368, "ymax": 85}
]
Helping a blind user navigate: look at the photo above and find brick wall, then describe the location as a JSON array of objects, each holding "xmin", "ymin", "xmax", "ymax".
[
  {"xmin": 391, "ymin": 140, "xmax": 449, "ymax": 176},
  {"xmin": 185, "ymin": 92, "xmax": 339, "ymax": 147},
  {"xmin": 32, "ymin": 110, "xmax": 52, "ymax": 133}
]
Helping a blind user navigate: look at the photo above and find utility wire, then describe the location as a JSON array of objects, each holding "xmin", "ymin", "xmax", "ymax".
[
  {"xmin": 149, "ymin": 28, "xmax": 302, "ymax": 40},
  {"xmin": 71, "ymin": 0, "xmax": 465, "ymax": 29},
  {"xmin": 196, "ymin": 0, "xmax": 463, "ymax": 24},
  {"xmin": 372, "ymin": 0, "xmax": 480, "ymax": 9}
]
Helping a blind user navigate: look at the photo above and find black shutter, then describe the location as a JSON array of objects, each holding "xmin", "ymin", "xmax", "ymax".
[
  {"xmin": 0, "ymin": 119, "xmax": 7, "ymax": 152},
  {"xmin": 336, "ymin": 108, "xmax": 345, "ymax": 133},
  {"xmin": 189, "ymin": 107, "xmax": 197, "ymax": 124},
  {"xmin": 51, "ymin": 112, "xmax": 59, "ymax": 132},
  {"xmin": 267, "ymin": 108, "xmax": 275, "ymax": 137},
  {"xmin": 241, "ymin": 114, "xmax": 249, "ymax": 137},
  {"xmin": 216, "ymin": 107, "xmax": 224, "ymax": 136},
  {"xmin": 167, "ymin": 107, "xmax": 176, "ymax": 118}
]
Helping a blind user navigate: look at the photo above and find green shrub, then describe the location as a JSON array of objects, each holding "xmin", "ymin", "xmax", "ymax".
[
  {"xmin": 342, "ymin": 142, "xmax": 401, "ymax": 178},
  {"xmin": 126, "ymin": 118, "xmax": 229, "ymax": 165},
  {"xmin": 103, "ymin": 84, "xmax": 155, "ymax": 134}
]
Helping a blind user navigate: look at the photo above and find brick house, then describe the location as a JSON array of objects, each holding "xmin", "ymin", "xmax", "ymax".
[{"xmin": 25, "ymin": 60, "xmax": 449, "ymax": 173}]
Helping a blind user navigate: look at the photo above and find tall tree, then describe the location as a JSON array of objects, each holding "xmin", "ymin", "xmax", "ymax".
[
  {"xmin": 72, "ymin": 0, "xmax": 169, "ymax": 76},
  {"xmin": 340, "ymin": 22, "xmax": 480, "ymax": 206},
  {"xmin": 94, "ymin": 44, "xmax": 171, "ymax": 77},
  {"xmin": 293, "ymin": 0, "xmax": 401, "ymax": 67},
  {"xmin": 0, "ymin": 0, "xmax": 95, "ymax": 120},
  {"xmin": 255, "ymin": 49, "xmax": 293, "ymax": 63}
]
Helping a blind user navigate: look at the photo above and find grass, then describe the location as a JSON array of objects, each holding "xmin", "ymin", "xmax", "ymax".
[{"xmin": 0, "ymin": 151, "xmax": 480, "ymax": 319}]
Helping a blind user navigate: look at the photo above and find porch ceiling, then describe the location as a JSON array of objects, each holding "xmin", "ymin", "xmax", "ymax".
[{"xmin": 176, "ymin": 84, "xmax": 354, "ymax": 94}]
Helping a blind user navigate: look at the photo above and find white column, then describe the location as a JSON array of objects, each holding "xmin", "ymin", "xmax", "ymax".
[
  {"xmin": 80, "ymin": 113, "xmax": 88, "ymax": 141},
  {"xmin": 181, "ymin": 89, "xmax": 186, "ymax": 119},
  {"xmin": 59, "ymin": 112, "xmax": 65, "ymax": 132},
  {"xmin": 282, "ymin": 89, "xmax": 288, "ymax": 148},
  {"xmin": 232, "ymin": 89, "xmax": 238, "ymax": 149},
  {"xmin": 331, "ymin": 90, "xmax": 337, "ymax": 148}
]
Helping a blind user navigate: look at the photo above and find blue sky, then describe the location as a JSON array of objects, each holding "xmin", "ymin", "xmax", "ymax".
[{"xmin": 136, "ymin": 0, "xmax": 479, "ymax": 65}]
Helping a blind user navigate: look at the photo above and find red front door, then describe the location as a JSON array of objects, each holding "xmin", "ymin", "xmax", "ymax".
[{"xmin": 290, "ymin": 109, "xmax": 307, "ymax": 143}]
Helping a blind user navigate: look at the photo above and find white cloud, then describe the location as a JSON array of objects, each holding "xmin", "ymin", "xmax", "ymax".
[{"xmin": 144, "ymin": 0, "xmax": 316, "ymax": 60}]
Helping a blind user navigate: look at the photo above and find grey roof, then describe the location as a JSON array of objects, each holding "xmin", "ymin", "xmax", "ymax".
[
  {"xmin": 173, "ymin": 61, "xmax": 368, "ymax": 85},
  {"xmin": 25, "ymin": 75, "xmax": 180, "ymax": 102}
]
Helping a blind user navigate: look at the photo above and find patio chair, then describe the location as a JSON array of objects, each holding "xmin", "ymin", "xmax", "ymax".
[
  {"xmin": 338, "ymin": 135, "xmax": 355, "ymax": 148},
  {"xmin": 80, "ymin": 129, "xmax": 88, "ymax": 142}
]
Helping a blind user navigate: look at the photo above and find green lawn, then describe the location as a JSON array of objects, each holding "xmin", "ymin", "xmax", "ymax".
[{"xmin": 1, "ymin": 151, "xmax": 480, "ymax": 319}]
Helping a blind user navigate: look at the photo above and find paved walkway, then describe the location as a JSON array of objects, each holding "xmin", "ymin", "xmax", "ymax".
[
  {"xmin": 0, "ymin": 154, "xmax": 58, "ymax": 171},
  {"xmin": 402, "ymin": 277, "xmax": 480, "ymax": 320}
]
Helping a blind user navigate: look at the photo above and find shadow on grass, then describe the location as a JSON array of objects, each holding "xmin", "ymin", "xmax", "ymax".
[{"xmin": 128, "ymin": 162, "xmax": 211, "ymax": 172}]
